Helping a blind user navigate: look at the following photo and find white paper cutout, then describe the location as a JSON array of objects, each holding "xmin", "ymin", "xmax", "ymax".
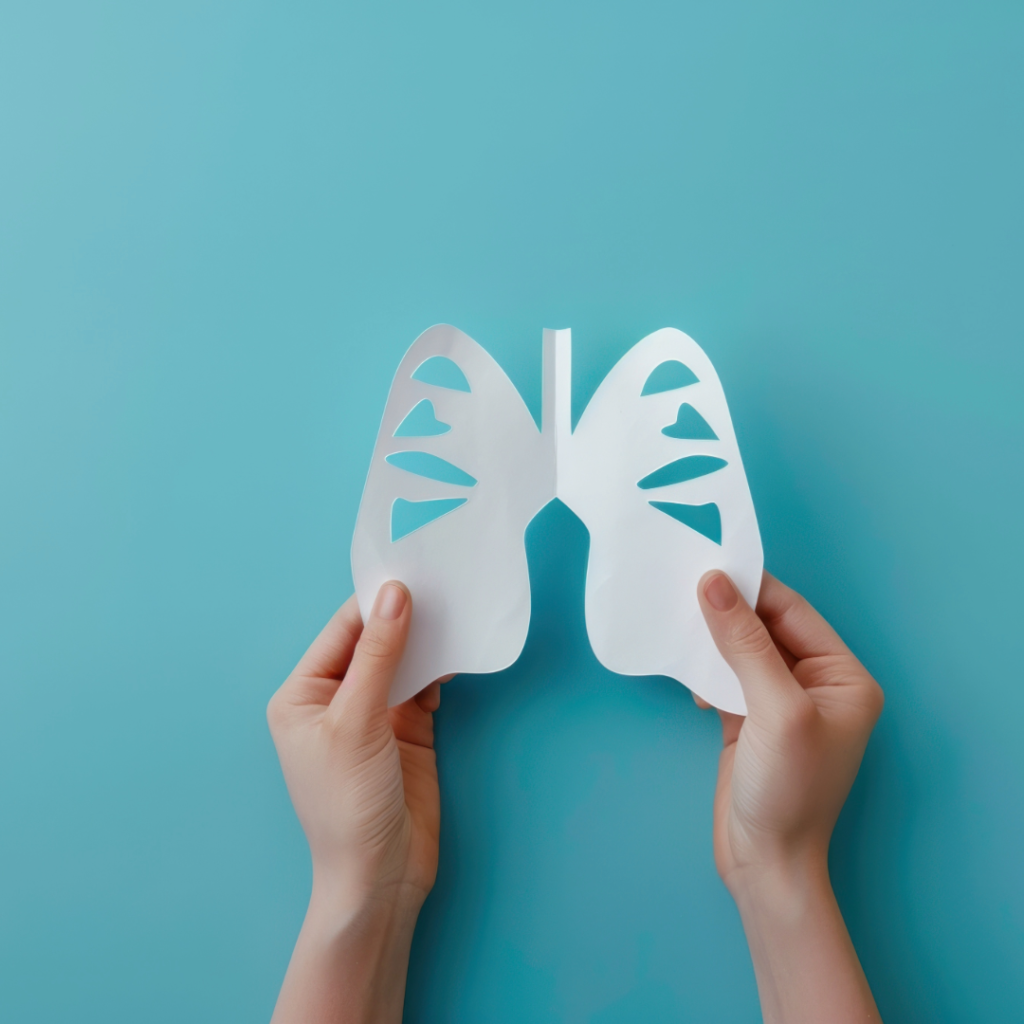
[{"xmin": 351, "ymin": 325, "xmax": 762, "ymax": 714}]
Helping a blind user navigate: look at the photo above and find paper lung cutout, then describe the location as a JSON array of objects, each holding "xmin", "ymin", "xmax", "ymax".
[{"xmin": 351, "ymin": 325, "xmax": 762, "ymax": 714}]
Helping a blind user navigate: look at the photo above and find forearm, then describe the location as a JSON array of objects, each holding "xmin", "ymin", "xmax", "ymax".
[
  {"xmin": 731, "ymin": 858, "xmax": 881, "ymax": 1024},
  {"xmin": 271, "ymin": 882, "xmax": 422, "ymax": 1024}
]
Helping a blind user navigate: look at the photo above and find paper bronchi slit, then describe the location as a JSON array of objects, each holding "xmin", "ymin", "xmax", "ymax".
[{"xmin": 351, "ymin": 326, "xmax": 762, "ymax": 715}]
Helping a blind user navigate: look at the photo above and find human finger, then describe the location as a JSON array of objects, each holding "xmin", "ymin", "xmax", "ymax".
[
  {"xmin": 328, "ymin": 582, "xmax": 411, "ymax": 725},
  {"xmin": 388, "ymin": 692, "xmax": 436, "ymax": 749},
  {"xmin": 755, "ymin": 572, "xmax": 851, "ymax": 662},
  {"xmin": 290, "ymin": 595, "xmax": 364, "ymax": 681},
  {"xmin": 273, "ymin": 596, "xmax": 364, "ymax": 710},
  {"xmin": 698, "ymin": 571, "xmax": 809, "ymax": 719},
  {"xmin": 415, "ymin": 679, "xmax": 442, "ymax": 713},
  {"xmin": 719, "ymin": 709, "xmax": 744, "ymax": 748}
]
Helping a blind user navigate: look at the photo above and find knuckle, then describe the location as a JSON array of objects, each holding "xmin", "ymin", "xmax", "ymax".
[
  {"xmin": 356, "ymin": 626, "xmax": 397, "ymax": 663},
  {"xmin": 789, "ymin": 696, "xmax": 820, "ymax": 733},
  {"xmin": 774, "ymin": 696, "xmax": 819, "ymax": 744},
  {"xmin": 757, "ymin": 574, "xmax": 796, "ymax": 617},
  {"xmin": 325, "ymin": 702, "xmax": 387, "ymax": 752},
  {"xmin": 266, "ymin": 689, "xmax": 287, "ymax": 733},
  {"xmin": 323, "ymin": 703, "xmax": 352, "ymax": 739},
  {"xmin": 862, "ymin": 677, "xmax": 885, "ymax": 720},
  {"xmin": 728, "ymin": 617, "xmax": 776, "ymax": 659},
  {"xmin": 790, "ymin": 590, "xmax": 815, "ymax": 623},
  {"xmin": 830, "ymin": 658, "xmax": 885, "ymax": 722}
]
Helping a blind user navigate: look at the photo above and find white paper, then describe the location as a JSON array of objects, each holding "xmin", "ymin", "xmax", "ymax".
[{"xmin": 351, "ymin": 325, "xmax": 762, "ymax": 714}]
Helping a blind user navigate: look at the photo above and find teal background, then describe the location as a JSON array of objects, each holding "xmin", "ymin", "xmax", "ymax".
[{"xmin": 1, "ymin": 2, "xmax": 1022, "ymax": 1021}]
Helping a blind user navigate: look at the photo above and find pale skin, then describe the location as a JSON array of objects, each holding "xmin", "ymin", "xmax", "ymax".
[{"xmin": 267, "ymin": 571, "xmax": 884, "ymax": 1023}]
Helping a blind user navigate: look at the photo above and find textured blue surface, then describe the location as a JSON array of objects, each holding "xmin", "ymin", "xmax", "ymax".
[{"xmin": 1, "ymin": 2, "xmax": 1022, "ymax": 1021}]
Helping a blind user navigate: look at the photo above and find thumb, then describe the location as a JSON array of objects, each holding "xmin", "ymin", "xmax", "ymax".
[
  {"xmin": 330, "ymin": 581, "xmax": 411, "ymax": 725},
  {"xmin": 698, "ymin": 571, "xmax": 807, "ymax": 720}
]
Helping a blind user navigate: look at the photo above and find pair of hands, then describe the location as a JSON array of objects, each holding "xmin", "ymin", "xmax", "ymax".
[{"xmin": 268, "ymin": 572, "xmax": 884, "ymax": 1023}]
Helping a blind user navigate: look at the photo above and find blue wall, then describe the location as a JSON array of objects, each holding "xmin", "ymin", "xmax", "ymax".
[{"xmin": 1, "ymin": 2, "xmax": 1021, "ymax": 1021}]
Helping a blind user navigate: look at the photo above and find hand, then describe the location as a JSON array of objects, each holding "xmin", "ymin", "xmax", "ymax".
[
  {"xmin": 267, "ymin": 583, "xmax": 444, "ymax": 1024},
  {"xmin": 697, "ymin": 570, "xmax": 884, "ymax": 1024},
  {"xmin": 697, "ymin": 570, "xmax": 884, "ymax": 888}
]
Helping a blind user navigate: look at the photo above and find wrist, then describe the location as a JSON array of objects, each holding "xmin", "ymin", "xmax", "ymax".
[
  {"xmin": 307, "ymin": 865, "xmax": 426, "ymax": 940},
  {"xmin": 274, "ymin": 876, "xmax": 423, "ymax": 1024},
  {"xmin": 725, "ymin": 848, "xmax": 833, "ymax": 921},
  {"xmin": 722, "ymin": 849, "xmax": 881, "ymax": 1023}
]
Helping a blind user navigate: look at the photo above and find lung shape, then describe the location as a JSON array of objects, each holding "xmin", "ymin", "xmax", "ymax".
[
  {"xmin": 352, "ymin": 325, "xmax": 761, "ymax": 713},
  {"xmin": 351, "ymin": 325, "xmax": 553, "ymax": 705},
  {"xmin": 557, "ymin": 328, "xmax": 762, "ymax": 714}
]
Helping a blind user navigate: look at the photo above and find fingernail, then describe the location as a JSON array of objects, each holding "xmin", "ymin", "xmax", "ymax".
[
  {"xmin": 376, "ymin": 583, "xmax": 407, "ymax": 620},
  {"xmin": 704, "ymin": 573, "xmax": 738, "ymax": 612}
]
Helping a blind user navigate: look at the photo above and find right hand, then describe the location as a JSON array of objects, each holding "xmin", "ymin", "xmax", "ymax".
[
  {"xmin": 267, "ymin": 583, "xmax": 447, "ymax": 1024},
  {"xmin": 696, "ymin": 570, "xmax": 884, "ymax": 892},
  {"xmin": 267, "ymin": 583, "xmax": 443, "ymax": 912}
]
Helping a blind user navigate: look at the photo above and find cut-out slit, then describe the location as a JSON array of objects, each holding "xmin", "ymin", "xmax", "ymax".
[
  {"xmin": 391, "ymin": 497, "xmax": 467, "ymax": 541},
  {"xmin": 394, "ymin": 400, "xmax": 451, "ymax": 437},
  {"xmin": 662, "ymin": 403, "xmax": 718, "ymax": 440},
  {"xmin": 411, "ymin": 356, "xmax": 471, "ymax": 392},
  {"xmin": 637, "ymin": 455, "xmax": 727, "ymax": 489},
  {"xmin": 386, "ymin": 451, "xmax": 477, "ymax": 486},
  {"xmin": 649, "ymin": 501, "xmax": 722, "ymax": 544},
  {"xmin": 641, "ymin": 360, "xmax": 699, "ymax": 395}
]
